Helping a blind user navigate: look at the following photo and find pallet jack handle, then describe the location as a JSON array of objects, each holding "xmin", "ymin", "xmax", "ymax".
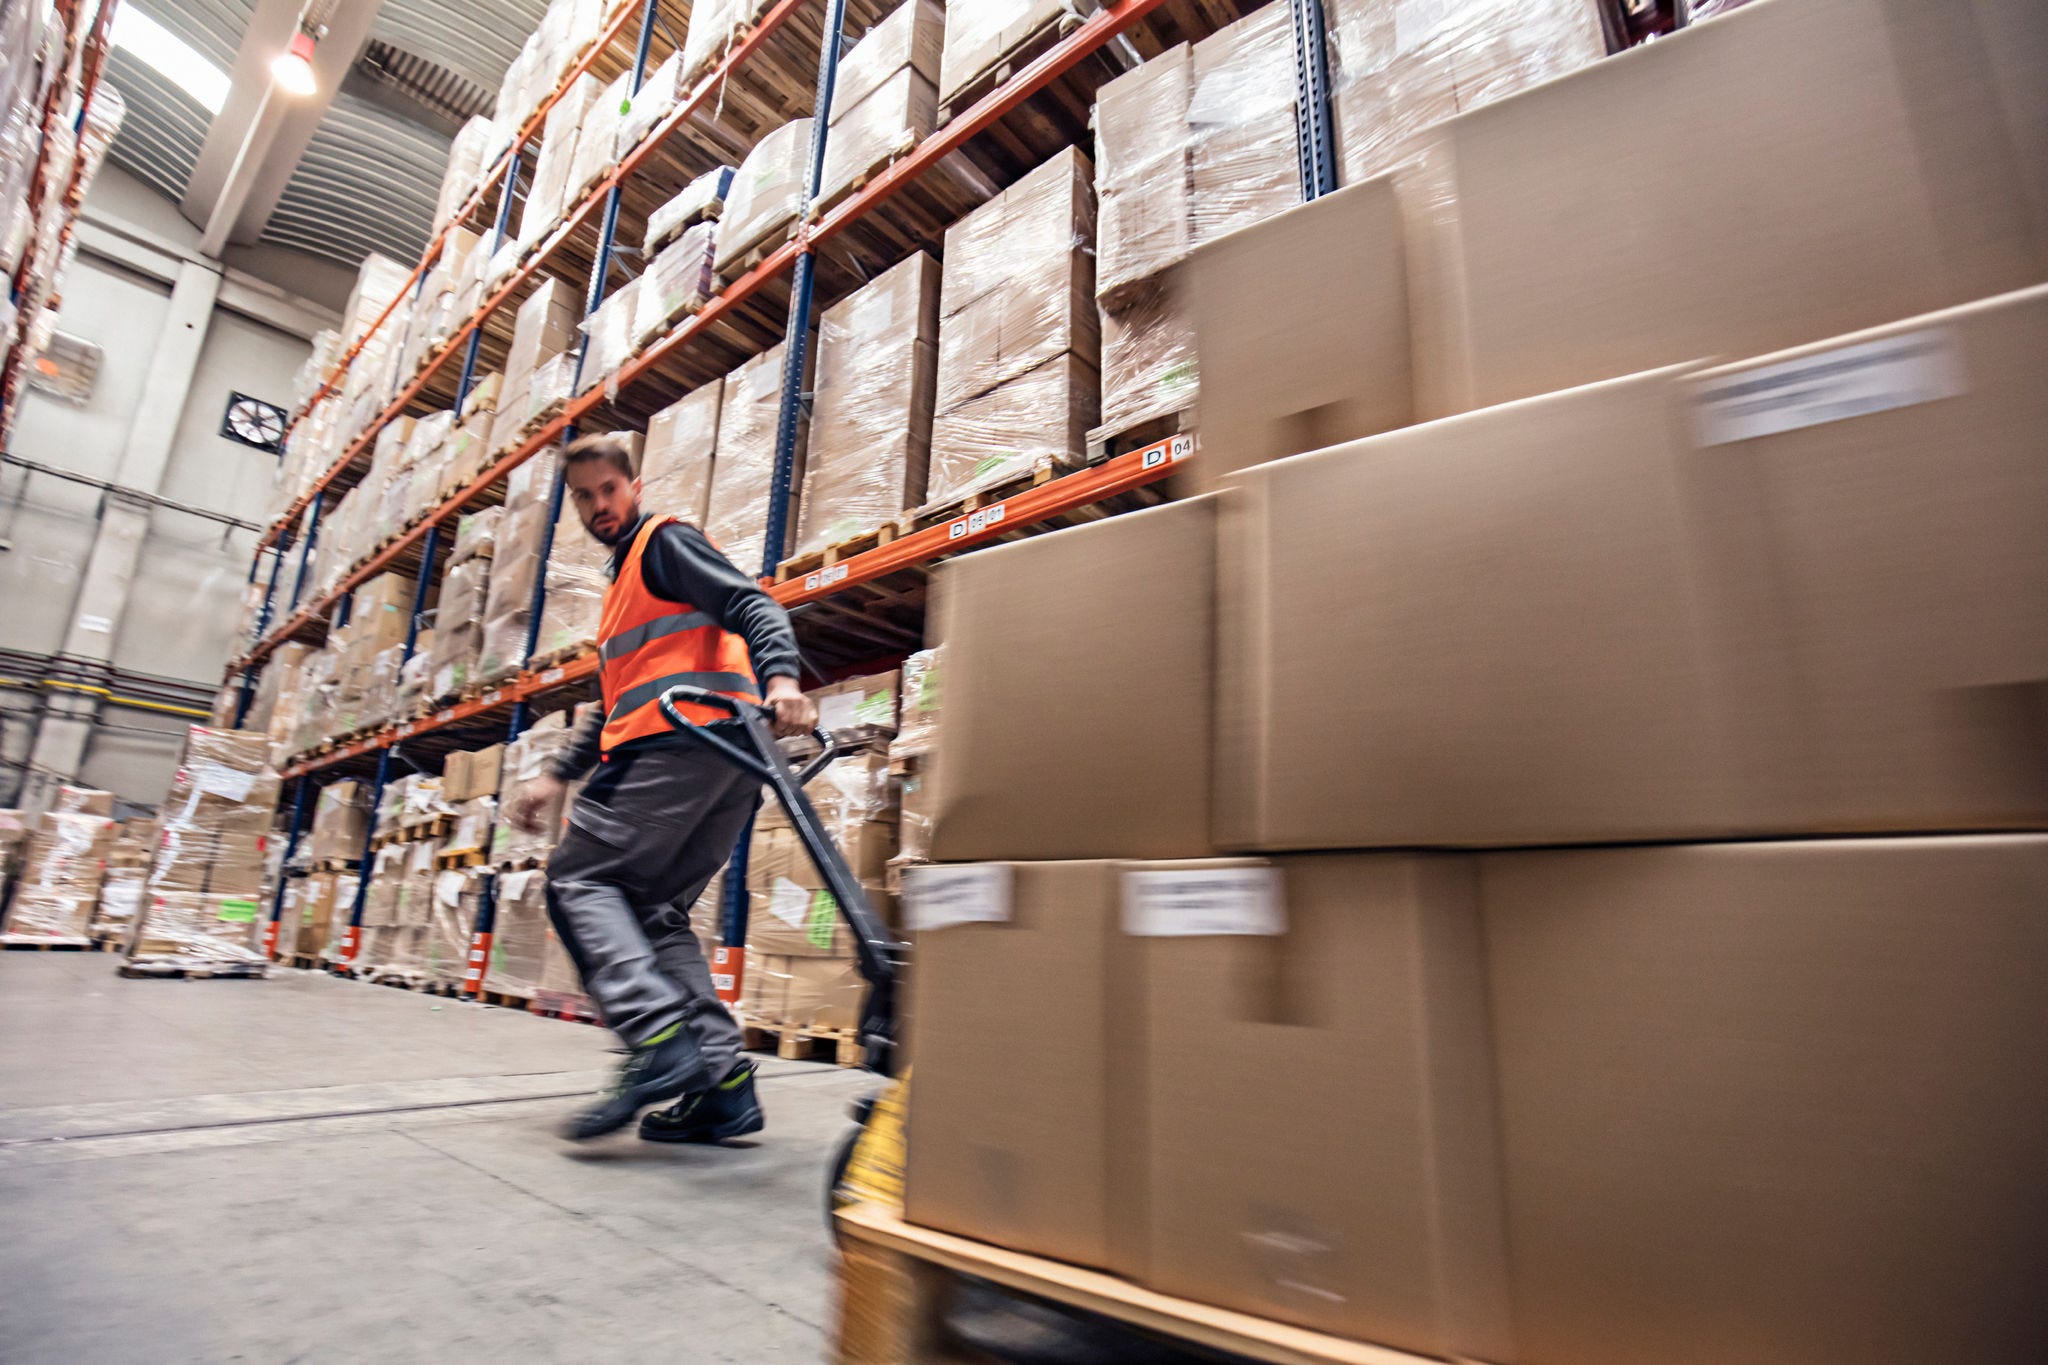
[{"xmin": 656, "ymin": 684, "xmax": 906, "ymax": 1077}]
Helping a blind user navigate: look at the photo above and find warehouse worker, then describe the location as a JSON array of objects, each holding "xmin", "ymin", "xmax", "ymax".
[{"xmin": 507, "ymin": 431, "xmax": 816, "ymax": 1142}]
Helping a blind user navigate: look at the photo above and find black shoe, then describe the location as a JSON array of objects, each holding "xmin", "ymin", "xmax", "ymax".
[
  {"xmin": 638, "ymin": 1059, "xmax": 764, "ymax": 1143},
  {"xmin": 561, "ymin": 1028, "xmax": 708, "ymax": 1141}
]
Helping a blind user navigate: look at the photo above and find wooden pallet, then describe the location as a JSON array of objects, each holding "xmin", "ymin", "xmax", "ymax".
[
  {"xmin": 286, "ymin": 953, "xmax": 323, "ymax": 971},
  {"xmin": 742, "ymin": 1019, "xmax": 865, "ymax": 1067},
  {"xmin": 1085, "ymin": 406, "xmax": 1194, "ymax": 466},
  {"xmin": 526, "ymin": 642, "xmax": 596, "ymax": 675},
  {"xmin": 119, "ymin": 957, "xmax": 268, "ymax": 980},
  {"xmin": 435, "ymin": 847, "xmax": 489, "ymax": 870},
  {"xmin": 807, "ymin": 128, "xmax": 922, "ymax": 223},
  {"xmin": 832, "ymin": 1202, "xmax": 1440, "ymax": 1365},
  {"xmin": 774, "ymin": 521, "xmax": 901, "ymax": 584},
  {"xmin": 902, "ymin": 461, "xmax": 1068, "ymax": 534},
  {"xmin": 311, "ymin": 858, "xmax": 360, "ymax": 874},
  {"xmin": 934, "ymin": 6, "xmax": 1089, "ymax": 128},
  {"xmin": 478, "ymin": 986, "xmax": 534, "ymax": 1011},
  {"xmin": 493, "ymin": 855, "xmax": 548, "ymax": 873},
  {"xmin": 530, "ymin": 989, "xmax": 603, "ymax": 1025},
  {"xmin": 714, "ymin": 217, "xmax": 800, "ymax": 282},
  {"xmin": 375, "ymin": 815, "xmax": 454, "ymax": 849},
  {"xmin": 1, "ymin": 935, "xmax": 98, "ymax": 950}
]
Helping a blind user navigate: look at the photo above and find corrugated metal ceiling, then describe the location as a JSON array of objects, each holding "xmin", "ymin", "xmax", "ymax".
[{"xmin": 101, "ymin": 0, "xmax": 254, "ymax": 202}]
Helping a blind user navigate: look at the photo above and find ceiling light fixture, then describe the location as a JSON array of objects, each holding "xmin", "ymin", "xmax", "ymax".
[{"xmin": 271, "ymin": 30, "xmax": 319, "ymax": 96}]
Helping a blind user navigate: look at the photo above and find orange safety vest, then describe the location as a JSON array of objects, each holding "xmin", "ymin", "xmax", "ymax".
[{"xmin": 596, "ymin": 514, "xmax": 760, "ymax": 753}]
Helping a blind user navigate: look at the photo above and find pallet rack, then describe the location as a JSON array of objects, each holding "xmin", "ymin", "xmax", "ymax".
[
  {"xmin": 0, "ymin": 0, "xmax": 119, "ymax": 448},
  {"xmin": 230, "ymin": 0, "xmax": 1338, "ymax": 986}
]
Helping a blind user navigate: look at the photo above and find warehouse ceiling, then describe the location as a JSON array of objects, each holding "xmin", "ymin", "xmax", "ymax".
[{"xmin": 103, "ymin": 0, "xmax": 548, "ymax": 271}]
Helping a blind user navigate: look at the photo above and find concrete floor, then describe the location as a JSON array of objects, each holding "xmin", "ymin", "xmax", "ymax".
[{"xmin": 0, "ymin": 951, "xmax": 877, "ymax": 1363}]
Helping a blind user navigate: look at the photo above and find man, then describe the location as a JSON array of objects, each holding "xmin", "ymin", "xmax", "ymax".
[{"xmin": 507, "ymin": 431, "xmax": 816, "ymax": 1142}]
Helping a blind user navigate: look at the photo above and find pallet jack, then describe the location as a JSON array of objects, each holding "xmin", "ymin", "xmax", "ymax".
[{"xmin": 655, "ymin": 686, "xmax": 911, "ymax": 1215}]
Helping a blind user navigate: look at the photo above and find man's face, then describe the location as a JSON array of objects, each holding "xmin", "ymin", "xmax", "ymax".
[{"xmin": 565, "ymin": 457, "xmax": 642, "ymax": 545}]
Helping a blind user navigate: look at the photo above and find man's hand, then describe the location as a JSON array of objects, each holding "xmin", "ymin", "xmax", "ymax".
[
  {"xmin": 763, "ymin": 676, "xmax": 816, "ymax": 739},
  {"xmin": 506, "ymin": 773, "xmax": 565, "ymax": 833}
]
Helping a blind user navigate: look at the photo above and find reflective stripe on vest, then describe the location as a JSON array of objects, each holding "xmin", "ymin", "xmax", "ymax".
[{"xmin": 597, "ymin": 515, "xmax": 760, "ymax": 751}]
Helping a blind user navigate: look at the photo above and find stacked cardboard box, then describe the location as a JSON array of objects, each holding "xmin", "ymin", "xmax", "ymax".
[
  {"xmin": 907, "ymin": 4, "xmax": 2048, "ymax": 1359},
  {"xmin": 478, "ymin": 446, "xmax": 562, "ymax": 680},
  {"xmin": 887, "ymin": 646, "xmax": 943, "ymax": 872},
  {"xmin": 937, "ymin": 0, "xmax": 1094, "ymax": 110},
  {"xmin": 743, "ymin": 749, "xmax": 895, "ymax": 1031},
  {"xmin": 641, "ymin": 381, "xmax": 721, "ymax": 523},
  {"xmin": 647, "ymin": 167, "xmax": 734, "ymax": 251},
  {"xmin": 636, "ymin": 222, "xmax": 717, "ymax": 348},
  {"xmin": 308, "ymin": 779, "xmax": 370, "ymax": 865},
  {"xmin": 421, "ymin": 865, "xmax": 475, "ymax": 986},
  {"xmin": 818, "ymin": 0, "xmax": 945, "ymax": 209},
  {"xmin": 489, "ymin": 709, "xmax": 584, "ymax": 865},
  {"xmin": 481, "ymin": 866, "xmax": 549, "ymax": 997},
  {"xmin": 715, "ymin": 118, "xmax": 812, "ymax": 276},
  {"xmin": 131, "ymin": 728, "xmax": 279, "ymax": 967},
  {"xmin": 92, "ymin": 819, "xmax": 153, "ymax": 943},
  {"xmin": 707, "ymin": 339, "xmax": 809, "ymax": 573},
  {"xmin": 928, "ymin": 148, "xmax": 1098, "ymax": 503},
  {"xmin": 497, "ymin": 281, "xmax": 581, "ymax": 446},
  {"xmin": 318, "ymin": 871, "xmax": 362, "ymax": 965},
  {"xmin": 427, "ymin": 509, "xmax": 499, "ymax": 700},
  {"xmin": 1, "ymin": 802, "xmax": 116, "ymax": 943},
  {"xmin": 795, "ymin": 253, "xmax": 940, "ymax": 558}
]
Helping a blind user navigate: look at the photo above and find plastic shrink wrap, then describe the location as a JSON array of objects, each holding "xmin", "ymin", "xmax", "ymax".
[
  {"xmin": 928, "ymin": 147, "xmax": 1097, "ymax": 502},
  {"xmin": 938, "ymin": 0, "xmax": 1096, "ymax": 108},
  {"xmin": 646, "ymin": 166, "xmax": 735, "ymax": 251},
  {"xmin": 636, "ymin": 223, "xmax": 716, "ymax": 346},
  {"xmin": 483, "ymin": 867, "xmax": 550, "ymax": 996},
  {"xmin": 429, "ymin": 554, "xmax": 492, "ymax": 700},
  {"xmin": 796, "ymin": 251, "xmax": 939, "ymax": 556},
  {"xmin": 309, "ymin": 780, "xmax": 370, "ymax": 864},
  {"xmin": 422, "ymin": 866, "xmax": 475, "ymax": 985},
  {"xmin": 433, "ymin": 115, "xmax": 502, "ymax": 233},
  {"xmin": 1188, "ymin": 2, "xmax": 1303, "ymax": 249},
  {"xmin": 576, "ymin": 276, "xmax": 642, "ymax": 396},
  {"xmin": 618, "ymin": 51, "xmax": 682, "ymax": 154},
  {"xmin": 1096, "ymin": 273, "xmax": 1197, "ymax": 437},
  {"xmin": 715, "ymin": 118, "xmax": 812, "ymax": 274},
  {"xmin": 707, "ymin": 340, "xmax": 807, "ymax": 573},
  {"xmin": 477, "ymin": 446, "xmax": 561, "ymax": 680},
  {"xmin": 819, "ymin": 0, "xmax": 945, "ymax": 208},
  {"xmin": 518, "ymin": 73, "xmax": 599, "ymax": 245},
  {"xmin": 1, "ymin": 810, "xmax": 115, "ymax": 942},
  {"xmin": 131, "ymin": 728, "xmax": 278, "ymax": 966},
  {"xmin": 642, "ymin": 380, "xmax": 722, "ymax": 523},
  {"xmin": 534, "ymin": 497, "xmax": 609, "ymax": 661},
  {"xmin": 1324, "ymin": 0, "xmax": 1606, "ymax": 190},
  {"xmin": 1093, "ymin": 44, "xmax": 1191, "ymax": 300}
]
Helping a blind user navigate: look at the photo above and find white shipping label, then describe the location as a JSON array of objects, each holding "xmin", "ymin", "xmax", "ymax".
[
  {"xmin": 815, "ymin": 692, "xmax": 861, "ymax": 732},
  {"xmin": 1690, "ymin": 328, "xmax": 1964, "ymax": 446},
  {"xmin": 769, "ymin": 876, "xmax": 811, "ymax": 928},
  {"xmin": 77, "ymin": 613, "xmax": 112, "ymax": 634},
  {"xmin": 186, "ymin": 759, "xmax": 257, "ymax": 803},
  {"xmin": 903, "ymin": 864, "xmax": 1014, "ymax": 931},
  {"xmin": 1123, "ymin": 867, "xmax": 1285, "ymax": 937}
]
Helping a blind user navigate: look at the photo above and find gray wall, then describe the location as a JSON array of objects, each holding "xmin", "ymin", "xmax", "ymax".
[{"xmin": 2, "ymin": 171, "xmax": 317, "ymax": 808}]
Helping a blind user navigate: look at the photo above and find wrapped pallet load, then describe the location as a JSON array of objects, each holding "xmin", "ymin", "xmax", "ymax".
[
  {"xmin": 636, "ymin": 222, "xmax": 717, "ymax": 348},
  {"xmin": 817, "ymin": 0, "xmax": 947, "ymax": 210},
  {"xmin": 517, "ymin": 72, "xmax": 600, "ymax": 247},
  {"xmin": 1, "ymin": 801, "xmax": 116, "ymax": 944},
  {"xmin": 129, "ymin": 728, "xmax": 279, "ymax": 971},
  {"xmin": 714, "ymin": 118, "xmax": 812, "ymax": 277},
  {"xmin": 476, "ymin": 446, "xmax": 561, "ymax": 681},
  {"xmin": 794, "ymin": 251, "xmax": 940, "ymax": 557},
  {"xmin": 938, "ymin": 0, "xmax": 1096, "ymax": 111},
  {"xmin": 427, "ymin": 508, "xmax": 499, "ymax": 701},
  {"xmin": 707, "ymin": 338, "xmax": 811, "ymax": 574},
  {"xmin": 1187, "ymin": 2, "xmax": 1304, "ymax": 248},
  {"xmin": 641, "ymin": 380, "xmax": 722, "ymax": 523},
  {"xmin": 646, "ymin": 166, "xmax": 735, "ymax": 251},
  {"xmin": 928, "ymin": 147, "xmax": 1097, "ymax": 503},
  {"xmin": 482, "ymin": 866, "xmax": 550, "ymax": 998}
]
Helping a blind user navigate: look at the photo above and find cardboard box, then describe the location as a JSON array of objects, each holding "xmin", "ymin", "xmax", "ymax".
[
  {"xmin": 937, "ymin": 0, "xmax": 1093, "ymax": 107},
  {"xmin": 309, "ymin": 780, "xmax": 369, "ymax": 864},
  {"xmin": 1186, "ymin": 3, "xmax": 1300, "ymax": 249},
  {"xmin": 926, "ymin": 353, "xmax": 1098, "ymax": 504},
  {"xmin": 930, "ymin": 496, "xmax": 1214, "ymax": 862},
  {"xmin": 774, "ymin": 954, "xmax": 864, "ymax": 1030},
  {"xmin": 716, "ymin": 117, "xmax": 812, "ymax": 273},
  {"xmin": 52, "ymin": 785, "xmax": 114, "ymax": 816},
  {"xmin": 819, "ymin": 65, "xmax": 938, "ymax": 209},
  {"xmin": 833, "ymin": 0, "xmax": 944, "ymax": 115},
  {"xmin": 1407, "ymin": 0, "xmax": 2048, "ymax": 418},
  {"xmin": 1218, "ymin": 288, "xmax": 2048, "ymax": 849},
  {"xmin": 708, "ymin": 338, "xmax": 810, "ymax": 573},
  {"xmin": 1479, "ymin": 835, "xmax": 2048, "ymax": 1365},
  {"xmin": 796, "ymin": 253, "xmax": 940, "ymax": 557},
  {"xmin": 1097, "ymin": 272, "xmax": 1196, "ymax": 438},
  {"xmin": 1093, "ymin": 42, "xmax": 1190, "ymax": 299},
  {"xmin": 903, "ymin": 860, "xmax": 1139, "ymax": 1273},
  {"xmin": 642, "ymin": 381, "xmax": 722, "ymax": 523},
  {"xmin": 1188, "ymin": 173, "xmax": 1414, "ymax": 489},
  {"xmin": 1135, "ymin": 854, "xmax": 1508, "ymax": 1358}
]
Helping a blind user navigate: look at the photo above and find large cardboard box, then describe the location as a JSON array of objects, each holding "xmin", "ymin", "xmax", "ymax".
[
  {"xmin": 716, "ymin": 118, "xmax": 813, "ymax": 274},
  {"xmin": 930, "ymin": 496, "xmax": 1215, "ymax": 862},
  {"xmin": 926, "ymin": 353, "xmax": 1097, "ymax": 503},
  {"xmin": 1188, "ymin": 173, "xmax": 1414, "ymax": 489},
  {"xmin": 937, "ymin": 0, "xmax": 1093, "ymax": 107},
  {"xmin": 309, "ymin": 780, "xmax": 369, "ymax": 864},
  {"xmin": 1406, "ymin": 0, "xmax": 2048, "ymax": 418},
  {"xmin": 1135, "ymin": 854, "xmax": 1508, "ymax": 1359},
  {"xmin": 796, "ymin": 252, "xmax": 940, "ymax": 557},
  {"xmin": 707, "ymin": 338, "xmax": 810, "ymax": 573},
  {"xmin": 1186, "ymin": 3, "xmax": 1300, "ymax": 249},
  {"xmin": 834, "ymin": 0, "xmax": 944, "ymax": 115},
  {"xmin": 902, "ymin": 860, "xmax": 1140, "ymax": 1273},
  {"xmin": 1479, "ymin": 835, "xmax": 2048, "ymax": 1365},
  {"xmin": 1219, "ymin": 290, "xmax": 2048, "ymax": 848},
  {"xmin": 1094, "ymin": 45, "xmax": 1190, "ymax": 301},
  {"xmin": 642, "ymin": 381, "xmax": 722, "ymax": 524}
]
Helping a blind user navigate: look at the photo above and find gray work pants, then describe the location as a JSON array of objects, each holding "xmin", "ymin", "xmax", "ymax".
[{"xmin": 544, "ymin": 742, "xmax": 756, "ymax": 1059}]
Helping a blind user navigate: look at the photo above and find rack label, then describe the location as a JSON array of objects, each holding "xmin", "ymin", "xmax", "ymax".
[
  {"xmin": 903, "ymin": 864, "xmax": 1014, "ymax": 931},
  {"xmin": 540, "ymin": 667, "xmax": 564, "ymax": 684},
  {"xmin": 821, "ymin": 564, "xmax": 848, "ymax": 586},
  {"xmin": 1123, "ymin": 867, "xmax": 1285, "ymax": 936},
  {"xmin": 1140, "ymin": 433, "xmax": 1197, "ymax": 470},
  {"xmin": 1691, "ymin": 329, "xmax": 1963, "ymax": 445},
  {"xmin": 436, "ymin": 709, "xmax": 454, "ymax": 723},
  {"xmin": 481, "ymin": 689, "xmax": 501, "ymax": 706},
  {"xmin": 396, "ymin": 722, "xmax": 415, "ymax": 737}
]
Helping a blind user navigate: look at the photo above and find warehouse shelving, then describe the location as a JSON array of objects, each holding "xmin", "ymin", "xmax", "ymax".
[
  {"xmin": 0, "ymin": 0, "xmax": 119, "ymax": 447},
  {"xmin": 235, "ymin": 0, "xmax": 1334, "ymax": 975}
]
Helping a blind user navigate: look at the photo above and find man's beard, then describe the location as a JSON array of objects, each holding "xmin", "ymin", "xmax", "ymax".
[{"xmin": 584, "ymin": 507, "xmax": 635, "ymax": 545}]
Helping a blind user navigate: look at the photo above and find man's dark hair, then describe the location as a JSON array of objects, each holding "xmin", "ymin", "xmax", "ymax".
[{"xmin": 563, "ymin": 431, "xmax": 638, "ymax": 479}]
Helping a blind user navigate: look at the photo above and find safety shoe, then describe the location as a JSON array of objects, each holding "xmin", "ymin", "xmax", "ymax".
[
  {"xmin": 638, "ymin": 1059, "xmax": 764, "ymax": 1143},
  {"xmin": 560, "ymin": 1026, "xmax": 707, "ymax": 1141}
]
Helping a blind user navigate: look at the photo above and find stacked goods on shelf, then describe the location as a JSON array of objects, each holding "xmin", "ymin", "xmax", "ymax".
[
  {"xmin": 427, "ymin": 509, "xmax": 501, "ymax": 700},
  {"xmin": 887, "ymin": 645, "xmax": 942, "ymax": 875},
  {"xmin": 307, "ymin": 780, "xmax": 370, "ymax": 865},
  {"xmin": 484, "ymin": 866, "xmax": 551, "ymax": 998},
  {"xmin": 1323, "ymin": 0, "xmax": 1604, "ymax": 191},
  {"xmin": 810, "ymin": 668, "xmax": 903, "ymax": 751},
  {"xmin": 535, "ymin": 493, "xmax": 612, "ymax": 662},
  {"xmin": 318, "ymin": 871, "xmax": 363, "ymax": 965},
  {"xmin": 400, "ymin": 229, "xmax": 485, "ymax": 378},
  {"xmin": 441, "ymin": 744, "xmax": 503, "ymax": 861},
  {"xmin": 0, "ymin": 787, "xmax": 116, "ymax": 944},
  {"xmin": 1185, "ymin": 2, "xmax": 1302, "ymax": 250},
  {"xmin": 432, "ymin": 115, "xmax": 505, "ymax": 234},
  {"xmin": 336, "ymin": 255, "xmax": 416, "ymax": 445},
  {"xmin": 494, "ymin": 0, "xmax": 612, "ymax": 158},
  {"xmin": 375, "ymin": 773, "xmax": 454, "ymax": 842},
  {"xmin": 927, "ymin": 148, "xmax": 1097, "ymax": 504},
  {"xmin": 936, "ymin": 0, "xmax": 1094, "ymax": 110},
  {"xmin": 817, "ymin": 0, "xmax": 946, "ymax": 209},
  {"xmin": 641, "ymin": 381, "xmax": 722, "ymax": 522},
  {"xmin": 517, "ymin": 73, "xmax": 601, "ymax": 251},
  {"xmin": 707, "ymin": 338, "xmax": 812, "ymax": 573},
  {"xmin": 635, "ymin": 221, "xmax": 718, "ymax": 353},
  {"xmin": 904, "ymin": 5, "xmax": 2048, "ymax": 1359},
  {"xmin": 743, "ymin": 749, "xmax": 897, "ymax": 1033},
  {"xmin": 478, "ymin": 446, "xmax": 563, "ymax": 680},
  {"xmin": 332, "ymin": 572, "xmax": 427, "ymax": 735},
  {"xmin": 576, "ymin": 276, "xmax": 642, "ymax": 398},
  {"xmin": 243, "ymin": 642, "xmax": 314, "ymax": 767},
  {"xmin": 489, "ymin": 708, "xmax": 588, "ymax": 865},
  {"xmin": 714, "ymin": 117, "xmax": 813, "ymax": 276},
  {"xmin": 0, "ymin": 809, "xmax": 25, "ymax": 905},
  {"xmin": 497, "ymin": 280, "xmax": 582, "ymax": 446},
  {"xmin": 422, "ymin": 862, "xmax": 475, "ymax": 985},
  {"xmin": 131, "ymin": 729, "xmax": 279, "ymax": 969},
  {"xmin": 280, "ymin": 875, "xmax": 323, "ymax": 959},
  {"xmin": 646, "ymin": 166, "xmax": 734, "ymax": 250},
  {"xmin": 792, "ymin": 252, "xmax": 940, "ymax": 559},
  {"xmin": 569, "ymin": 70, "xmax": 632, "ymax": 207},
  {"xmin": 682, "ymin": 0, "xmax": 774, "ymax": 87},
  {"xmin": 92, "ymin": 820, "xmax": 153, "ymax": 944}
]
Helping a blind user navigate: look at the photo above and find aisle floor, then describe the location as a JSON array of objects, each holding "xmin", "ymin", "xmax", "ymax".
[{"xmin": 0, "ymin": 951, "xmax": 875, "ymax": 1363}]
